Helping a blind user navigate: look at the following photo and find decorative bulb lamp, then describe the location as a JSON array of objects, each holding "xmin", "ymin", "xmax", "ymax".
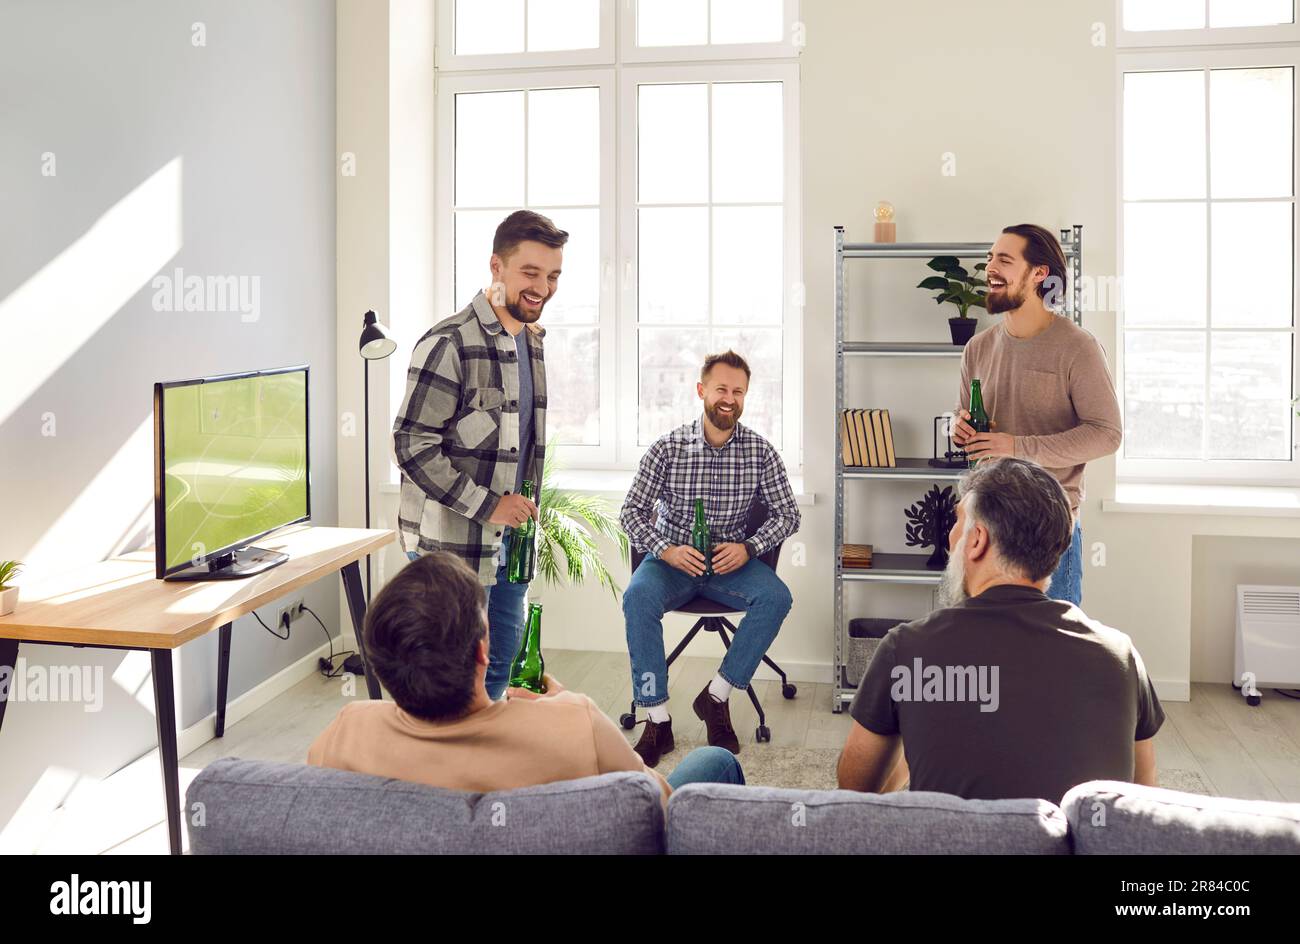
[{"xmin": 873, "ymin": 200, "xmax": 896, "ymax": 243}]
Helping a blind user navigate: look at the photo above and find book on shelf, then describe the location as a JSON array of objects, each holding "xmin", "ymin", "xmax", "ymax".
[
  {"xmin": 839, "ymin": 409, "xmax": 897, "ymax": 468},
  {"xmin": 841, "ymin": 410, "xmax": 859, "ymax": 466},
  {"xmin": 857, "ymin": 410, "xmax": 878, "ymax": 466},
  {"xmin": 841, "ymin": 543, "xmax": 873, "ymax": 568},
  {"xmin": 878, "ymin": 409, "xmax": 897, "ymax": 466}
]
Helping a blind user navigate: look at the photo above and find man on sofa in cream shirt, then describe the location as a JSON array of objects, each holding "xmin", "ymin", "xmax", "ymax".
[{"xmin": 308, "ymin": 551, "xmax": 743, "ymax": 801}]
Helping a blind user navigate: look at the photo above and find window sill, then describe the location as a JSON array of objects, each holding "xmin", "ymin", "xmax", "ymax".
[
  {"xmin": 379, "ymin": 471, "xmax": 816, "ymax": 506},
  {"xmin": 1103, "ymin": 482, "xmax": 1300, "ymax": 518}
]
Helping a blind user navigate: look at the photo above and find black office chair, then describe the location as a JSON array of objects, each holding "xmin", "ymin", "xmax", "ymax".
[{"xmin": 618, "ymin": 502, "xmax": 796, "ymax": 743}]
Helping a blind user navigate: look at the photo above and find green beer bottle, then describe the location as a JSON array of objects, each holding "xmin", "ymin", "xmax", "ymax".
[
  {"xmin": 506, "ymin": 479, "xmax": 536, "ymax": 584},
  {"xmin": 967, "ymin": 378, "xmax": 991, "ymax": 469},
  {"xmin": 507, "ymin": 603, "xmax": 546, "ymax": 694},
  {"xmin": 692, "ymin": 497, "xmax": 714, "ymax": 577}
]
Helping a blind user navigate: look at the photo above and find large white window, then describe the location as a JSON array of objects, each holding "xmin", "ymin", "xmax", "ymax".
[
  {"xmin": 1118, "ymin": 7, "xmax": 1299, "ymax": 485},
  {"xmin": 430, "ymin": 0, "xmax": 802, "ymax": 471}
]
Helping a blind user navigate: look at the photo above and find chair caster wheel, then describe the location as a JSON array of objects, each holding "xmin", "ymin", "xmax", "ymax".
[
  {"xmin": 1246, "ymin": 694, "xmax": 1261, "ymax": 707},
  {"xmin": 619, "ymin": 712, "xmax": 636, "ymax": 730},
  {"xmin": 756, "ymin": 725, "xmax": 771, "ymax": 743},
  {"xmin": 782, "ymin": 683, "xmax": 797, "ymax": 699}
]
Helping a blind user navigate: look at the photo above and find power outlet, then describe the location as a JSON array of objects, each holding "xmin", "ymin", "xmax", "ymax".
[{"xmin": 276, "ymin": 597, "xmax": 306, "ymax": 631}]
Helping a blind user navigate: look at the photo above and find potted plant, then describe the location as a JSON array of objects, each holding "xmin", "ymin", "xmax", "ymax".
[
  {"xmin": 918, "ymin": 256, "xmax": 989, "ymax": 345},
  {"xmin": 0, "ymin": 560, "xmax": 22, "ymax": 616},
  {"xmin": 535, "ymin": 441, "xmax": 630, "ymax": 597}
]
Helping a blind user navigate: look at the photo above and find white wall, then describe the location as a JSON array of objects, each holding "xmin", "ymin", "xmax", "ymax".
[
  {"xmin": 0, "ymin": 0, "xmax": 337, "ymax": 835},
  {"xmin": 336, "ymin": 0, "xmax": 436, "ymax": 606}
]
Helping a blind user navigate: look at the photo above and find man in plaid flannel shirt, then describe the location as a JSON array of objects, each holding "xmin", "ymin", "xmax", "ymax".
[
  {"xmin": 393, "ymin": 210, "xmax": 566, "ymax": 700},
  {"xmin": 619, "ymin": 351, "xmax": 801, "ymax": 765}
]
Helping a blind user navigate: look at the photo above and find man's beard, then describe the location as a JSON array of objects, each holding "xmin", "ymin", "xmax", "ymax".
[
  {"xmin": 705, "ymin": 401, "xmax": 742, "ymax": 430},
  {"xmin": 937, "ymin": 528, "xmax": 970, "ymax": 608},
  {"xmin": 986, "ymin": 275, "xmax": 1030, "ymax": 314},
  {"xmin": 506, "ymin": 292, "xmax": 546, "ymax": 324}
]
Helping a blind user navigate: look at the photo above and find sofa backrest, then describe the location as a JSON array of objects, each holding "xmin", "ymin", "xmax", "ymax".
[
  {"xmin": 665, "ymin": 783, "xmax": 1071, "ymax": 854},
  {"xmin": 1061, "ymin": 780, "xmax": 1300, "ymax": 855},
  {"xmin": 186, "ymin": 757, "xmax": 665, "ymax": 854}
]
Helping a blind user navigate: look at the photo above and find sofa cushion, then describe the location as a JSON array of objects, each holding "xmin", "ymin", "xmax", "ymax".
[
  {"xmin": 665, "ymin": 784, "xmax": 1069, "ymax": 854},
  {"xmin": 1062, "ymin": 780, "xmax": 1300, "ymax": 855},
  {"xmin": 186, "ymin": 757, "xmax": 665, "ymax": 854}
]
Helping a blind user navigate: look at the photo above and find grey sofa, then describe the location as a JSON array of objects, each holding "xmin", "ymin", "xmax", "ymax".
[{"xmin": 186, "ymin": 757, "xmax": 1300, "ymax": 855}]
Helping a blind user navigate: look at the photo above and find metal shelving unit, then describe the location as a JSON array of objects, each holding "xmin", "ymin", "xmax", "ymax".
[{"xmin": 832, "ymin": 224, "xmax": 1083, "ymax": 712}]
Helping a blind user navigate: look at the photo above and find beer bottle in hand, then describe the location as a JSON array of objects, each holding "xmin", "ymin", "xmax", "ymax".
[
  {"xmin": 692, "ymin": 497, "xmax": 714, "ymax": 577},
  {"xmin": 967, "ymin": 379, "xmax": 991, "ymax": 469},
  {"xmin": 507, "ymin": 603, "xmax": 546, "ymax": 694},
  {"xmin": 506, "ymin": 479, "xmax": 537, "ymax": 584}
]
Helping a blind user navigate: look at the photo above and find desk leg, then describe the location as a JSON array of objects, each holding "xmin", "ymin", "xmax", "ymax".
[
  {"xmin": 341, "ymin": 561, "xmax": 381, "ymax": 700},
  {"xmin": 0, "ymin": 638, "xmax": 17, "ymax": 733},
  {"xmin": 215, "ymin": 622, "xmax": 232, "ymax": 737},
  {"xmin": 151, "ymin": 648, "xmax": 182, "ymax": 855}
]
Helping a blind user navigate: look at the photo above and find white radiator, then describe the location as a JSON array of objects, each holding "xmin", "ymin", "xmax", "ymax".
[{"xmin": 1235, "ymin": 585, "xmax": 1300, "ymax": 703}]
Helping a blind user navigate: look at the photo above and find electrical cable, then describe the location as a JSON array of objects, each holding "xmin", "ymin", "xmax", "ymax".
[
  {"xmin": 252, "ymin": 608, "xmax": 290, "ymax": 640},
  {"xmin": 252, "ymin": 603, "xmax": 355, "ymax": 678},
  {"xmin": 302, "ymin": 603, "xmax": 355, "ymax": 678}
]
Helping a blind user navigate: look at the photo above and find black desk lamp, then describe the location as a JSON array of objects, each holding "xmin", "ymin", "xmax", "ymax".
[{"xmin": 359, "ymin": 309, "xmax": 396, "ymax": 602}]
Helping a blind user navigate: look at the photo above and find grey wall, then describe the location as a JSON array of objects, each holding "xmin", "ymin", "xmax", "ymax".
[{"xmin": 0, "ymin": 0, "xmax": 337, "ymax": 834}]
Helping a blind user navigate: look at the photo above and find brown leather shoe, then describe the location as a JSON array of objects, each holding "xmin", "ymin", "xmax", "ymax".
[
  {"xmin": 632, "ymin": 717, "xmax": 674, "ymax": 768},
  {"xmin": 693, "ymin": 684, "xmax": 741, "ymax": 754}
]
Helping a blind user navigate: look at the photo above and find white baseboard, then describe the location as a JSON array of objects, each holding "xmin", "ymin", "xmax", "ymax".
[
  {"xmin": 748, "ymin": 659, "xmax": 833, "ymax": 686},
  {"xmin": 177, "ymin": 638, "xmax": 338, "ymax": 757}
]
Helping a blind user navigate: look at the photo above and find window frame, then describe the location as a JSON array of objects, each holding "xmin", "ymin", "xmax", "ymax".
[
  {"xmin": 1116, "ymin": 0, "xmax": 1300, "ymax": 48},
  {"xmin": 434, "ymin": 69, "xmax": 620, "ymax": 467},
  {"xmin": 619, "ymin": 0, "xmax": 802, "ymax": 63},
  {"xmin": 436, "ymin": 0, "xmax": 617, "ymax": 72},
  {"xmin": 1116, "ymin": 44, "xmax": 1300, "ymax": 486}
]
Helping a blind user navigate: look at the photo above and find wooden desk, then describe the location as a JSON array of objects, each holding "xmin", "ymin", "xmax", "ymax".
[{"xmin": 0, "ymin": 524, "xmax": 395, "ymax": 854}]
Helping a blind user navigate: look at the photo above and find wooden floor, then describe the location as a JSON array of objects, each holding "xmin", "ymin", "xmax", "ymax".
[{"xmin": 73, "ymin": 648, "xmax": 1300, "ymax": 853}]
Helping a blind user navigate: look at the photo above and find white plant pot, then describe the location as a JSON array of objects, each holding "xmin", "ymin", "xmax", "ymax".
[{"xmin": 0, "ymin": 586, "xmax": 17, "ymax": 616}]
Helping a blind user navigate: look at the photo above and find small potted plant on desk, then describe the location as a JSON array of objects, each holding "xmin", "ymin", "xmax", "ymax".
[
  {"xmin": 0, "ymin": 560, "xmax": 22, "ymax": 616},
  {"xmin": 918, "ymin": 255, "xmax": 988, "ymax": 346}
]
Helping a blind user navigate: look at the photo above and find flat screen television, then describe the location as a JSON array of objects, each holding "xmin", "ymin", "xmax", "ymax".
[{"xmin": 153, "ymin": 365, "xmax": 311, "ymax": 580}]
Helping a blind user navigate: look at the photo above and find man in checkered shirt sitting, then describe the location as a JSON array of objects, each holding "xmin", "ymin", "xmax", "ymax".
[{"xmin": 619, "ymin": 351, "xmax": 801, "ymax": 766}]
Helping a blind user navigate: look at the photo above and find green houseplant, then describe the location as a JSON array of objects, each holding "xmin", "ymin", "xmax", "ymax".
[
  {"xmin": 0, "ymin": 560, "xmax": 22, "ymax": 617},
  {"xmin": 535, "ymin": 441, "xmax": 630, "ymax": 598},
  {"xmin": 918, "ymin": 256, "xmax": 989, "ymax": 346}
]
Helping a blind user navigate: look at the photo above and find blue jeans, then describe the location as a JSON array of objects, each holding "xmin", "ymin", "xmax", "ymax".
[
  {"xmin": 1047, "ymin": 521, "xmax": 1083, "ymax": 606},
  {"xmin": 407, "ymin": 531, "xmax": 529, "ymax": 700},
  {"xmin": 623, "ymin": 555, "xmax": 793, "ymax": 708},
  {"xmin": 665, "ymin": 745, "xmax": 746, "ymax": 790}
]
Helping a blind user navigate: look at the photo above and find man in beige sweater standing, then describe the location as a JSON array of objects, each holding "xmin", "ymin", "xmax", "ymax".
[{"xmin": 952, "ymin": 224, "xmax": 1122, "ymax": 606}]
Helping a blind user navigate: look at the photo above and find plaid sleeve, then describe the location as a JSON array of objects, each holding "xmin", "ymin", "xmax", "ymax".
[
  {"xmin": 392, "ymin": 332, "xmax": 496, "ymax": 523},
  {"xmin": 619, "ymin": 439, "xmax": 672, "ymax": 557},
  {"xmin": 748, "ymin": 443, "xmax": 800, "ymax": 557}
]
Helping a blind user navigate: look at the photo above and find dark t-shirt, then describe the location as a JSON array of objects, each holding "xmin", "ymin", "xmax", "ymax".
[
  {"xmin": 512, "ymin": 328, "xmax": 534, "ymax": 496},
  {"xmin": 849, "ymin": 583, "xmax": 1164, "ymax": 804}
]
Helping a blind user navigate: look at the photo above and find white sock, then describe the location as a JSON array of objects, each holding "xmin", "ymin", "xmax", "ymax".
[
  {"xmin": 708, "ymin": 674, "xmax": 732, "ymax": 702},
  {"xmin": 647, "ymin": 704, "xmax": 671, "ymax": 724}
]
